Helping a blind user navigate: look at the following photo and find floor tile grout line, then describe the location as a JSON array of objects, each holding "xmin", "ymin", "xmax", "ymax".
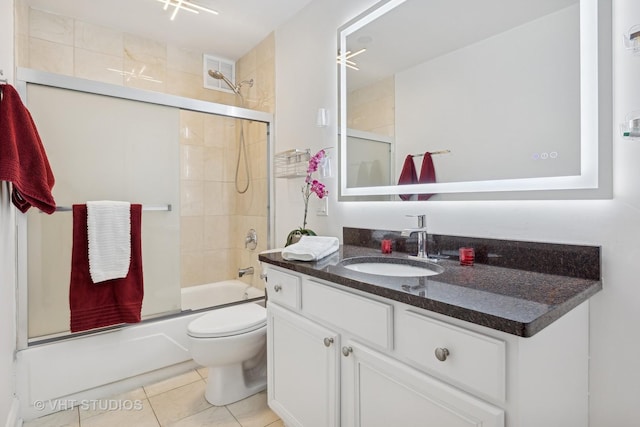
[
  {"xmin": 225, "ymin": 404, "xmax": 243, "ymax": 427},
  {"xmin": 144, "ymin": 397, "xmax": 162, "ymax": 427}
]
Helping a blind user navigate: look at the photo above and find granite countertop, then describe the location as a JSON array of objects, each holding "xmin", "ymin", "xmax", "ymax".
[{"xmin": 259, "ymin": 244, "xmax": 602, "ymax": 337}]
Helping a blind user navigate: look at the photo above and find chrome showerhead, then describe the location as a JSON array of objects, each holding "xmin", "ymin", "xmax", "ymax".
[{"xmin": 207, "ymin": 69, "xmax": 253, "ymax": 96}]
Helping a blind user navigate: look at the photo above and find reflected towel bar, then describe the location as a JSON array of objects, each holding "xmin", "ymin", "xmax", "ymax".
[
  {"xmin": 412, "ymin": 150, "xmax": 451, "ymax": 157},
  {"xmin": 52, "ymin": 204, "xmax": 172, "ymax": 212}
]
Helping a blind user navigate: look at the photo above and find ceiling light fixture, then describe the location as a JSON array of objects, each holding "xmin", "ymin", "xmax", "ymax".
[
  {"xmin": 337, "ymin": 48, "xmax": 366, "ymax": 71},
  {"xmin": 154, "ymin": 0, "xmax": 219, "ymax": 21}
]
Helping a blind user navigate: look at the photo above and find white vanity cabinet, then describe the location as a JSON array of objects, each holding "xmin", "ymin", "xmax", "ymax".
[{"xmin": 263, "ymin": 265, "xmax": 589, "ymax": 427}]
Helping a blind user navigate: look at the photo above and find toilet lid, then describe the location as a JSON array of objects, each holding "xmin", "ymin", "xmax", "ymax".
[{"xmin": 187, "ymin": 303, "xmax": 266, "ymax": 338}]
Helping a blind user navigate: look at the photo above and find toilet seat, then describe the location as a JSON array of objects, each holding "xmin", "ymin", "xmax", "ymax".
[{"xmin": 187, "ymin": 303, "xmax": 266, "ymax": 338}]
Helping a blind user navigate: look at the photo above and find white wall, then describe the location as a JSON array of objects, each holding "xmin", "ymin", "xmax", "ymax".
[
  {"xmin": 0, "ymin": 1, "xmax": 18, "ymax": 425},
  {"xmin": 396, "ymin": 5, "xmax": 580, "ymax": 183},
  {"xmin": 276, "ymin": 0, "xmax": 640, "ymax": 425}
]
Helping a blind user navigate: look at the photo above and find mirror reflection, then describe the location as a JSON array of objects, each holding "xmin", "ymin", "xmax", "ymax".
[{"xmin": 340, "ymin": 0, "xmax": 589, "ymax": 200}]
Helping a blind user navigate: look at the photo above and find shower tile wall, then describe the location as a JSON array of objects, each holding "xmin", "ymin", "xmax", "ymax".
[
  {"xmin": 347, "ymin": 75, "xmax": 395, "ymax": 137},
  {"xmin": 16, "ymin": 3, "xmax": 274, "ymax": 292}
]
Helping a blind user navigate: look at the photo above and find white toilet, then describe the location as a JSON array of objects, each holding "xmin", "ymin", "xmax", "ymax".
[{"xmin": 187, "ymin": 302, "xmax": 267, "ymax": 406}]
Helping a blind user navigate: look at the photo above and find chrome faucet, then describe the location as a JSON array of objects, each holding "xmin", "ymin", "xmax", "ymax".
[
  {"xmin": 401, "ymin": 214, "xmax": 429, "ymax": 259},
  {"xmin": 238, "ymin": 266, "xmax": 254, "ymax": 277}
]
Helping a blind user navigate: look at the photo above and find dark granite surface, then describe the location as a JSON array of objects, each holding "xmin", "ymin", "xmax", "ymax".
[
  {"xmin": 343, "ymin": 227, "xmax": 601, "ymax": 280},
  {"xmin": 259, "ymin": 235, "xmax": 602, "ymax": 337}
]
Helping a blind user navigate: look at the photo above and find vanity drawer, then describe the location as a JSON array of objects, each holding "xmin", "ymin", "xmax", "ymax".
[
  {"xmin": 396, "ymin": 310, "xmax": 506, "ymax": 402},
  {"xmin": 302, "ymin": 279, "xmax": 393, "ymax": 350},
  {"xmin": 265, "ymin": 268, "xmax": 301, "ymax": 310}
]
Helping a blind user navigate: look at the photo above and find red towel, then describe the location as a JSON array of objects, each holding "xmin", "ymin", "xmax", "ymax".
[
  {"xmin": 397, "ymin": 155, "xmax": 417, "ymax": 201},
  {"xmin": 69, "ymin": 204, "xmax": 144, "ymax": 333},
  {"xmin": 0, "ymin": 84, "xmax": 56, "ymax": 214},
  {"xmin": 418, "ymin": 152, "xmax": 436, "ymax": 201}
]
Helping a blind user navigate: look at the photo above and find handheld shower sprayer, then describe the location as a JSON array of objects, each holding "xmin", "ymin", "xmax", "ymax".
[
  {"xmin": 206, "ymin": 68, "xmax": 254, "ymax": 194},
  {"xmin": 207, "ymin": 69, "xmax": 253, "ymax": 96}
]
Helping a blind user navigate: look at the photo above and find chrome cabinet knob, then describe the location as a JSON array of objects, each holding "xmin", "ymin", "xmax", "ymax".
[
  {"xmin": 273, "ymin": 284, "xmax": 282, "ymax": 292},
  {"xmin": 324, "ymin": 337, "xmax": 334, "ymax": 347},
  {"xmin": 435, "ymin": 347, "xmax": 450, "ymax": 362},
  {"xmin": 342, "ymin": 346, "xmax": 353, "ymax": 357}
]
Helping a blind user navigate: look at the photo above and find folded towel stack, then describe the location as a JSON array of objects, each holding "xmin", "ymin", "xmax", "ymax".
[{"xmin": 281, "ymin": 236, "xmax": 339, "ymax": 261}]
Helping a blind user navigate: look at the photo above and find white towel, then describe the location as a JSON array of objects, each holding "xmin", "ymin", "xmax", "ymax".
[
  {"xmin": 281, "ymin": 236, "xmax": 339, "ymax": 261},
  {"xmin": 86, "ymin": 200, "xmax": 131, "ymax": 283}
]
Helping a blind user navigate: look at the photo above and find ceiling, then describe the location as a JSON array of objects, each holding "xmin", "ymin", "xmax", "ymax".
[{"xmin": 23, "ymin": 0, "xmax": 315, "ymax": 60}]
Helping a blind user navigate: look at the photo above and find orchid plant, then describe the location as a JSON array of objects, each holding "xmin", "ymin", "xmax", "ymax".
[{"xmin": 285, "ymin": 149, "xmax": 329, "ymax": 246}]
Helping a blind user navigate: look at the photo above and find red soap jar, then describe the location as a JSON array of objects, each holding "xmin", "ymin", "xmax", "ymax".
[{"xmin": 381, "ymin": 239, "xmax": 393, "ymax": 254}]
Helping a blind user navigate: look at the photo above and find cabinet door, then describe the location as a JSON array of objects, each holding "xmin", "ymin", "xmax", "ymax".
[
  {"xmin": 341, "ymin": 341, "xmax": 504, "ymax": 427},
  {"xmin": 267, "ymin": 302, "xmax": 340, "ymax": 427}
]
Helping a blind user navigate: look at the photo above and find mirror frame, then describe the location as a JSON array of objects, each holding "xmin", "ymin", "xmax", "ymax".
[{"xmin": 338, "ymin": 0, "xmax": 612, "ymax": 200}]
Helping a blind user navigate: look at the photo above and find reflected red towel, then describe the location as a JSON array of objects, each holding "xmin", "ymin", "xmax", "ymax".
[
  {"xmin": 70, "ymin": 204, "xmax": 143, "ymax": 333},
  {"xmin": 0, "ymin": 84, "xmax": 56, "ymax": 214},
  {"xmin": 418, "ymin": 152, "xmax": 436, "ymax": 201},
  {"xmin": 397, "ymin": 155, "xmax": 417, "ymax": 201}
]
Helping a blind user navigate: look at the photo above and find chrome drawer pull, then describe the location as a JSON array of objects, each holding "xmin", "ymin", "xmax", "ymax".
[
  {"xmin": 435, "ymin": 347, "xmax": 450, "ymax": 362},
  {"xmin": 273, "ymin": 284, "xmax": 282, "ymax": 292},
  {"xmin": 324, "ymin": 337, "xmax": 334, "ymax": 347},
  {"xmin": 342, "ymin": 346, "xmax": 353, "ymax": 357}
]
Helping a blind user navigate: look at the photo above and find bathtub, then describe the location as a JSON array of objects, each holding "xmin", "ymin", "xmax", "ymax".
[
  {"xmin": 17, "ymin": 280, "xmax": 266, "ymax": 421},
  {"xmin": 181, "ymin": 280, "xmax": 265, "ymax": 311}
]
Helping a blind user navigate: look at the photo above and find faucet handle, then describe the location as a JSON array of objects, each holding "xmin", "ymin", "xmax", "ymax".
[{"xmin": 406, "ymin": 214, "xmax": 426, "ymax": 227}]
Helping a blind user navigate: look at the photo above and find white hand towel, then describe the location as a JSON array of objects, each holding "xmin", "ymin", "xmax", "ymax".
[
  {"xmin": 281, "ymin": 236, "xmax": 339, "ymax": 261},
  {"xmin": 86, "ymin": 200, "xmax": 131, "ymax": 283}
]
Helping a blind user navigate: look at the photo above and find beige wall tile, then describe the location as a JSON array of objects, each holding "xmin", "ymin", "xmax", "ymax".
[
  {"xmin": 167, "ymin": 45, "xmax": 201, "ymax": 75},
  {"xmin": 236, "ymin": 49, "xmax": 256, "ymax": 83},
  {"xmin": 204, "ymin": 115, "xmax": 235, "ymax": 148},
  {"xmin": 122, "ymin": 58, "xmax": 166, "ymax": 92},
  {"xmin": 15, "ymin": 34, "xmax": 29, "ymax": 67},
  {"xmin": 74, "ymin": 48, "xmax": 123, "ymax": 85},
  {"xmin": 256, "ymin": 32, "xmax": 275, "ymax": 66},
  {"xmin": 29, "ymin": 9, "xmax": 73, "ymax": 45},
  {"xmin": 29, "ymin": 37, "xmax": 73, "ymax": 75},
  {"xmin": 15, "ymin": 0, "xmax": 30, "ymax": 37},
  {"xmin": 180, "ymin": 180, "xmax": 204, "ymax": 216},
  {"xmin": 204, "ymin": 182, "xmax": 236, "ymax": 215},
  {"xmin": 181, "ymin": 251, "xmax": 205, "ymax": 287},
  {"xmin": 204, "ymin": 249, "xmax": 236, "ymax": 283},
  {"xmin": 180, "ymin": 110, "xmax": 205, "ymax": 146},
  {"xmin": 123, "ymin": 33, "xmax": 166, "ymax": 66},
  {"xmin": 180, "ymin": 216, "xmax": 204, "ymax": 252},
  {"xmin": 180, "ymin": 144, "xmax": 205, "ymax": 181},
  {"xmin": 204, "ymin": 147, "xmax": 225, "ymax": 182},
  {"xmin": 74, "ymin": 21, "xmax": 122, "ymax": 57},
  {"xmin": 204, "ymin": 215, "xmax": 235, "ymax": 250},
  {"xmin": 165, "ymin": 68, "xmax": 200, "ymax": 99}
]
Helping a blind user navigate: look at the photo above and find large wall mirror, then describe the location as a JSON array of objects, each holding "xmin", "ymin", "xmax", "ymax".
[{"xmin": 338, "ymin": 0, "xmax": 612, "ymax": 201}]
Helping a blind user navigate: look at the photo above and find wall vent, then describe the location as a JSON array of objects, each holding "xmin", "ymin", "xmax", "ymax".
[{"xmin": 203, "ymin": 54, "xmax": 236, "ymax": 93}]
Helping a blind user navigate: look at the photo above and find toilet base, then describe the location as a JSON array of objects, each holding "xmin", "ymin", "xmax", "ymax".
[{"xmin": 205, "ymin": 362, "xmax": 267, "ymax": 406}]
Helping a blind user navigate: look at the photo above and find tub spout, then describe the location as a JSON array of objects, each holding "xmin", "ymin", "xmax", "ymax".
[{"xmin": 238, "ymin": 267, "xmax": 254, "ymax": 277}]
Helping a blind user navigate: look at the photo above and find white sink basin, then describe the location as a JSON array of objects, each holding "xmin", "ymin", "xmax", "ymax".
[{"xmin": 340, "ymin": 257, "xmax": 444, "ymax": 277}]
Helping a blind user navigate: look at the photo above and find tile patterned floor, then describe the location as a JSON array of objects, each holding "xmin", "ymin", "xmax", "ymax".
[{"xmin": 23, "ymin": 368, "xmax": 282, "ymax": 427}]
